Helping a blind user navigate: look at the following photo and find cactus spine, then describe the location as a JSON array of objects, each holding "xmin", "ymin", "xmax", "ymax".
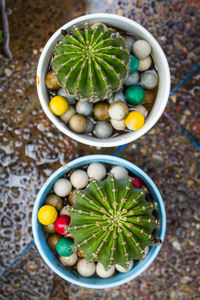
[
  {"xmin": 69, "ymin": 175, "xmax": 159, "ymax": 269},
  {"xmin": 52, "ymin": 23, "xmax": 129, "ymax": 103}
]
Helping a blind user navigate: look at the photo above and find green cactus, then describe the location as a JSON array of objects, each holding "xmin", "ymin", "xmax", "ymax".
[
  {"xmin": 52, "ymin": 23, "xmax": 129, "ymax": 103},
  {"xmin": 69, "ymin": 175, "xmax": 159, "ymax": 269}
]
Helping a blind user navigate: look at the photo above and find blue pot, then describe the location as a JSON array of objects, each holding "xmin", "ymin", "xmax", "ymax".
[{"xmin": 32, "ymin": 155, "xmax": 166, "ymax": 289}]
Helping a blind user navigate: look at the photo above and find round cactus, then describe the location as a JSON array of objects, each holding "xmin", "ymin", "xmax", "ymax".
[
  {"xmin": 69, "ymin": 174, "xmax": 159, "ymax": 269},
  {"xmin": 52, "ymin": 23, "xmax": 129, "ymax": 103}
]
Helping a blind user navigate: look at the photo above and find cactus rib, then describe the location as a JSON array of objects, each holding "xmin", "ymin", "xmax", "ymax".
[
  {"xmin": 69, "ymin": 175, "xmax": 159, "ymax": 269},
  {"xmin": 52, "ymin": 23, "xmax": 129, "ymax": 102}
]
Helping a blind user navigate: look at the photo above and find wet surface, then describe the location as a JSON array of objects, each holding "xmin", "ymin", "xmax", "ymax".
[{"xmin": 0, "ymin": 0, "xmax": 200, "ymax": 299}]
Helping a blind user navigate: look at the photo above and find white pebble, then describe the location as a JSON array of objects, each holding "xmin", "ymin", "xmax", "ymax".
[
  {"xmin": 77, "ymin": 259, "xmax": 96, "ymax": 277},
  {"xmin": 70, "ymin": 169, "xmax": 88, "ymax": 189},
  {"xmin": 108, "ymin": 90, "xmax": 126, "ymax": 104},
  {"xmin": 132, "ymin": 40, "xmax": 151, "ymax": 59},
  {"xmin": 137, "ymin": 56, "xmax": 152, "ymax": 71},
  {"xmin": 60, "ymin": 106, "xmax": 75, "ymax": 123},
  {"xmin": 84, "ymin": 118, "xmax": 95, "ymax": 133},
  {"xmin": 141, "ymin": 70, "xmax": 158, "ymax": 89},
  {"xmin": 59, "ymin": 252, "xmax": 78, "ymax": 266},
  {"xmin": 110, "ymin": 166, "xmax": 129, "ymax": 180},
  {"xmin": 113, "ymin": 90, "xmax": 126, "ymax": 103},
  {"xmin": 94, "ymin": 122, "xmax": 113, "ymax": 139},
  {"xmin": 115, "ymin": 260, "xmax": 133, "ymax": 272},
  {"xmin": 60, "ymin": 205, "xmax": 70, "ymax": 216},
  {"xmin": 57, "ymin": 88, "xmax": 76, "ymax": 104},
  {"xmin": 87, "ymin": 163, "xmax": 106, "ymax": 180},
  {"xmin": 124, "ymin": 35, "xmax": 135, "ymax": 53},
  {"xmin": 76, "ymin": 101, "xmax": 93, "ymax": 116},
  {"xmin": 96, "ymin": 262, "xmax": 115, "ymax": 278},
  {"xmin": 132, "ymin": 105, "xmax": 148, "ymax": 118},
  {"xmin": 124, "ymin": 71, "xmax": 139, "ymax": 86},
  {"xmin": 110, "ymin": 119, "xmax": 126, "ymax": 131},
  {"xmin": 108, "ymin": 102, "xmax": 129, "ymax": 121},
  {"xmin": 53, "ymin": 178, "xmax": 72, "ymax": 197}
]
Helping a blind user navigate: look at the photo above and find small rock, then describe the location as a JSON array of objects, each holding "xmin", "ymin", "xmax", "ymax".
[
  {"xmin": 4, "ymin": 68, "xmax": 12, "ymax": 77},
  {"xmin": 124, "ymin": 71, "xmax": 139, "ymax": 86},
  {"xmin": 32, "ymin": 49, "xmax": 38, "ymax": 55},
  {"xmin": 170, "ymin": 95, "xmax": 177, "ymax": 104},
  {"xmin": 172, "ymin": 240, "xmax": 182, "ymax": 251}
]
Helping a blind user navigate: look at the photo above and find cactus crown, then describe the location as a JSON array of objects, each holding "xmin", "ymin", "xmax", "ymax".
[
  {"xmin": 52, "ymin": 23, "xmax": 129, "ymax": 103},
  {"xmin": 69, "ymin": 175, "xmax": 159, "ymax": 269}
]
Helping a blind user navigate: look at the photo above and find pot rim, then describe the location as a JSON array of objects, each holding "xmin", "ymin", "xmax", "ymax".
[
  {"xmin": 36, "ymin": 13, "xmax": 170, "ymax": 147},
  {"xmin": 32, "ymin": 154, "xmax": 166, "ymax": 288}
]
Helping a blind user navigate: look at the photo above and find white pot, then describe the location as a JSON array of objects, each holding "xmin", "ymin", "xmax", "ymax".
[{"xmin": 36, "ymin": 13, "xmax": 170, "ymax": 148}]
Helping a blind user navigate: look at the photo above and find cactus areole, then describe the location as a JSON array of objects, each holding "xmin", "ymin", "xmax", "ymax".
[
  {"xmin": 69, "ymin": 175, "xmax": 159, "ymax": 269},
  {"xmin": 52, "ymin": 23, "xmax": 129, "ymax": 102}
]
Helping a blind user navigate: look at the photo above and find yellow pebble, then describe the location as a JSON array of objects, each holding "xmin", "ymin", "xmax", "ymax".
[
  {"xmin": 49, "ymin": 96, "xmax": 68, "ymax": 116},
  {"xmin": 125, "ymin": 111, "xmax": 145, "ymax": 131},
  {"xmin": 38, "ymin": 205, "xmax": 58, "ymax": 225}
]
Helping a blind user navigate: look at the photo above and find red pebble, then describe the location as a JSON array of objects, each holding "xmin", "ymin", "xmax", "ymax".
[
  {"xmin": 54, "ymin": 215, "xmax": 70, "ymax": 235},
  {"xmin": 131, "ymin": 176, "xmax": 143, "ymax": 189}
]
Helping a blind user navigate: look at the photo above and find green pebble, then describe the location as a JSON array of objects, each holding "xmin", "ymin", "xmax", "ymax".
[
  {"xmin": 125, "ymin": 85, "xmax": 145, "ymax": 105},
  {"xmin": 129, "ymin": 55, "xmax": 139, "ymax": 74},
  {"xmin": 56, "ymin": 238, "xmax": 74, "ymax": 257}
]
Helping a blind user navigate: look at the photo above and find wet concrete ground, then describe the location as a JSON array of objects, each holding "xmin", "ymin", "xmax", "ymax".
[{"xmin": 0, "ymin": 0, "xmax": 200, "ymax": 299}]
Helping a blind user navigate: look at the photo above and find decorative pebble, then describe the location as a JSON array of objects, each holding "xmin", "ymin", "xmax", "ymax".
[
  {"xmin": 96, "ymin": 262, "xmax": 115, "ymax": 278},
  {"xmin": 60, "ymin": 106, "xmax": 75, "ymax": 123},
  {"xmin": 54, "ymin": 215, "xmax": 70, "ymax": 235},
  {"xmin": 45, "ymin": 194, "xmax": 63, "ymax": 211},
  {"xmin": 108, "ymin": 90, "xmax": 126, "ymax": 104},
  {"xmin": 124, "ymin": 71, "xmax": 139, "ymax": 86},
  {"xmin": 93, "ymin": 122, "xmax": 113, "ymax": 139},
  {"xmin": 77, "ymin": 250, "xmax": 86, "ymax": 258},
  {"xmin": 131, "ymin": 176, "xmax": 143, "ymax": 189},
  {"xmin": 129, "ymin": 55, "xmax": 139, "ymax": 73},
  {"xmin": 43, "ymin": 223, "xmax": 56, "ymax": 234},
  {"xmin": 60, "ymin": 205, "xmax": 70, "ymax": 216},
  {"xmin": 115, "ymin": 260, "xmax": 133, "ymax": 272},
  {"xmin": 141, "ymin": 70, "xmax": 158, "ymax": 89},
  {"xmin": 57, "ymin": 87, "xmax": 76, "ymax": 104},
  {"xmin": 132, "ymin": 39, "xmax": 151, "ymax": 59},
  {"xmin": 53, "ymin": 178, "xmax": 72, "ymax": 197},
  {"xmin": 83, "ymin": 119, "xmax": 94, "ymax": 134},
  {"xmin": 110, "ymin": 119, "xmax": 126, "ymax": 131},
  {"xmin": 56, "ymin": 238, "xmax": 74, "ymax": 257},
  {"xmin": 125, "ymin": 85, "xmax": 145, "ymax": 106},
  {"xmin": 47, "ymin": 234, "xmax": 61, "ymax": 251},
  {"xmin": 124, "ymin": 35, "xmax": 135, "ymax": 53},
  {"xmin": 49, "ymin": 96, "xmax": 68, "ymax": 116},
  {"xmin": 138, "ymin": 56, "xmax": 152, "ymax": 71},
  {"xmin": 87, "ymin": 163, "xmax": 107, "ymax": 180},
  {"xmin": 108, "ymin": 102, "xmax": 129, "ymax": 121},
  {"xmin": 110, "ymin": 166, "xmax": 129, "ymax": 180},
  {"xmin": 133, "ymin": 105, "xmax": 148, "ymax": 117},
  {"xmin": 45, "ymin": 70, "xmax": 60, "ymax": 90},
  {"xmin": 68, "ymin": 190, "xmax": 78, "ymax": 206},
  {"xmin": 59, "ymin": 252, "xmax": 78, "ymax": 266},
  {"xmin": 38, "ymin": 205, "xmax": 58, "ymax": 225},
  {"xmin": 68, "ymin": 114, "xmax": 87, "ymax": 133},
  {"xmin": 70, "ymin": 169, "xmax": 88, "ymax": 189},
  {"xmin": 94, "ymin": 102, "xmax": 109, "ymax": 121},
  {"xmin": 143, "ymin": 90, "xmax": 155, "ymax": 108},
  {"xmin": 125, "ymin": 111, "xmax": 145, "ymax": 131},
  {"xmin": 76, "ymin": 101, "xmax": 93, "ymax": 116},
  {"xmin": 77, "ymin": 259, "xmax": 96, "ymax": 277}
]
